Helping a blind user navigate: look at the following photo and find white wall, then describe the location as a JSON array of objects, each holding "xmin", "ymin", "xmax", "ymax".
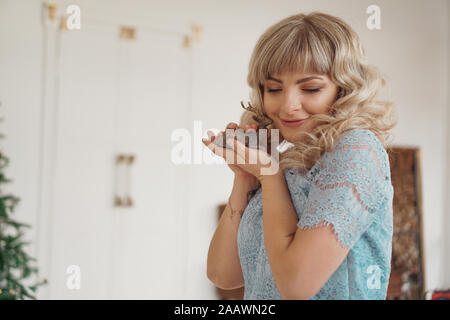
[
  {"xmin": 1, "ymin": 0, "xmax": 449, "ymax": 298},
  {"xmin": 444, "ymin": 0, "xmax": 450, "ymax": 288},
  {"xmin": 0, "ymin": 0, "xmax": 43, "ymax": 282}
]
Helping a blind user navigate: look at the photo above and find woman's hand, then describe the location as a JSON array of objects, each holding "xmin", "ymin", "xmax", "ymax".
[
  {"xmin": 202, "ymin": 122, "xmax": 279, "ymax": 183},
  {"xmin": 202, "ymin": 122, "xmax": 259, "ymax": 185}
]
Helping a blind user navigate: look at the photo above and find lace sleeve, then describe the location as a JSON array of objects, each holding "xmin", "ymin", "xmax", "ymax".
[{"xmin": 297, "ymin": 129, "xmax": 392, "ymax": 249}]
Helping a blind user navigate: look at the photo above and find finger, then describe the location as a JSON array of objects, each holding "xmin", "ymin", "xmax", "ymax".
[
  {"xmin": 227, "ymin": 138, "xmax": 248, "ymax": 163},
  {"xmin": 205, "ymin": 138, "xmax": 221, "ymax": 156},
  {"xmin": 207, "ymin": 130, "xmax": 221, "ymax": 145},
  {"xmin": 202, "ymin": 137, "xmax": 211, "ymax": 147},
  {"xmin": 226, "ymin": 122, "xmax": 239, "ymax": 129},
  {"xmin": 204, "ymin": 137, "xmax": 231, "ymax": 161},
  {"xmin": 202, "ymin": 135, "xmax": 218, "ymax": 149},
  {"xmin": 219, "ymin": 143, "xmax": 236, "ymax": 164},
  {"xmin": 211, "ymin": 134, "xmax": 216, "ymax": 143}
]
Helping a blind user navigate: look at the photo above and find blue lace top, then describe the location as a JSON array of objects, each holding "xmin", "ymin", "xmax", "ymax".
[{"xmin": 237, "ymin": 128, "xmax": 394, "ymax": 300}]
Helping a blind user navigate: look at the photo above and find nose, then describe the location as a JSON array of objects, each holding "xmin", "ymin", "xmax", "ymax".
[{"xmin": 281, "ymin": 89, "xmax": 302, "ymax": 115}]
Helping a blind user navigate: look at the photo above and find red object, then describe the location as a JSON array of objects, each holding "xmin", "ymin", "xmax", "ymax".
[{"xmin": 431, "ymin": 290, "xmax": 450, "ymax": 300}]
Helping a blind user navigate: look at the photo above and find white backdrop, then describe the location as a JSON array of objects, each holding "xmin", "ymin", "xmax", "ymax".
[{"xmin": 45, "ymin": 19, "xmax": 191, "ymax": 298}]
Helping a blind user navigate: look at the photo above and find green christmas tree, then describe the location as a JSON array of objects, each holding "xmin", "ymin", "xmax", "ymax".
[{"xmin": 0, "ymin": 139, "xmax": 47, "ymax": 299}]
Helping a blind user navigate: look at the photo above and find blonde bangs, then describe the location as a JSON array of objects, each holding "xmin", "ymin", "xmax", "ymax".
[{"xmin": 252, "ymin": 22, "xmax": 333, "ymax": 88}]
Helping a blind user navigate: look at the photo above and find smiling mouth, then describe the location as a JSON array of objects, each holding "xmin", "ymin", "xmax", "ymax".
[
  {"xmin": 282, "ymin": 118, "xmax": 308, "ymax": 122},
  {"xmin": 281, "ymin": 119, "xmax": 307, "ymax": 127}
]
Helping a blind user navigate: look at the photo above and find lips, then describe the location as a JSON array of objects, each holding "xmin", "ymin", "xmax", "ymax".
[
  {"xmin": 283, "ymin": 119, "xmax": 306, "ymax": 122},
  {"xmin": 281, "ymin": 118, "xmax": 307, "ymax": 127}
]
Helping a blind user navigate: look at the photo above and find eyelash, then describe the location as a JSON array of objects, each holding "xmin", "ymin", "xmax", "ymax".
[{"xmin": 267, "ymin": 88, "xmax": 321, "ymax": 93}]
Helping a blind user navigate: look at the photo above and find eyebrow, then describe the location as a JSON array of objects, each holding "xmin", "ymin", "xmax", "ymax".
[{"xmin": 267, "ymin": 75, "xmax": 323, "ymax": 84}]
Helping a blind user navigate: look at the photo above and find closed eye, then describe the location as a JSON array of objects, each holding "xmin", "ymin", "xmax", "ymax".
[
  {"xmin": 267, "ymin": 88, "xmax": 321, "ymax": 93},
  {"xmin": 303, "ymin": 88, "xmax": 321, "ymax": 93}
]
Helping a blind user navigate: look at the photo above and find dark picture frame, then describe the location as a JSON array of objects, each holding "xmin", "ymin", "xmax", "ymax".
[{"xmin": 386, "ymin": 147, "xmax": 426, "ymax": 299}]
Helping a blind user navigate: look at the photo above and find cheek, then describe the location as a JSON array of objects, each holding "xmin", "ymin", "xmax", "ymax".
[
  {"xmin": 303, "ymin": 93, "xmax": 335, "ymax": 114},
  {"xmin": 263, "ymin": 98, "xmax": 278, "ymax": 115}
]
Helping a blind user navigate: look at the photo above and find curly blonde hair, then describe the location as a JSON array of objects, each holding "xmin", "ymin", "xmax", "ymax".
[{"xmin": 239, "ymin": 11, "xmax": 398, "ymax": 172}]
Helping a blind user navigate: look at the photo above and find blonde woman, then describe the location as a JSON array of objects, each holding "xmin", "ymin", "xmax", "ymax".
[{"xmin": 203, "ymin": 11, "xmax": 398, "ymax": 300}]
